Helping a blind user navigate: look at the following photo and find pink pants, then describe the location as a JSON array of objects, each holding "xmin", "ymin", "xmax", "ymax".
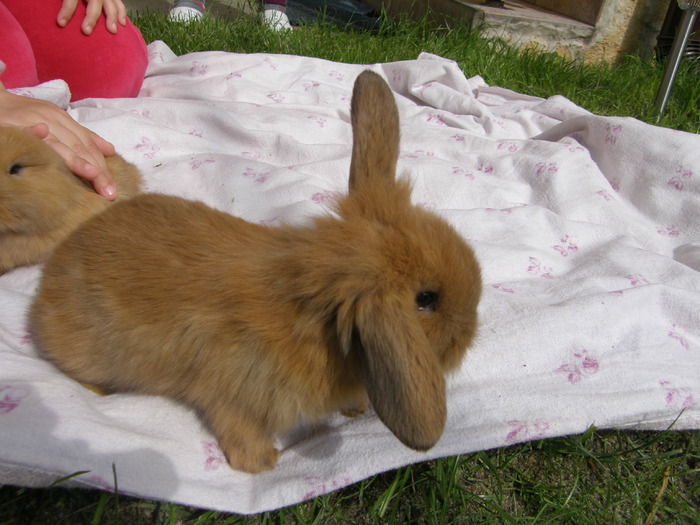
[{"xmin": 0, "ymin": 0, "xmax": 148, "ymax": 101}]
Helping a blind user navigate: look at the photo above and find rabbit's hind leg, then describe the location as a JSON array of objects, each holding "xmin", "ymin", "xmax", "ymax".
[{"xmin": 205, "ymin": 406, "xmax": 279, "ymax": 474}]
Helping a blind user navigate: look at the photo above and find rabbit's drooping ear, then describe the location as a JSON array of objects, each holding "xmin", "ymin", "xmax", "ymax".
[
  {"xmin": 353, "ymin": 293, "xmax": 447, "ymax": 451},
  {"xmin": 348, "ymin": 70, "xmax": 400, "ymax": 194}
]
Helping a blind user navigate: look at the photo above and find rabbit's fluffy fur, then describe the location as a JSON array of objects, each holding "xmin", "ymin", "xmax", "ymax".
[
  {"xmin": 31, "ymin": 71, "xmax": 482, "ymax": 474},
  {"xmin": 0, "ymin": 127, "xmax": 142, "ymax": 274}
]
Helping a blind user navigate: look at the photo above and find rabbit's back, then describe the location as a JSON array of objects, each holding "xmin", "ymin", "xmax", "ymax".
[
  {"xmin": 33, "ymin": 194, "xmax": 266, "ymax": 378},
  {"xmin": 31, "ymin": 193, "xmax": 360, "ymax": 427}
]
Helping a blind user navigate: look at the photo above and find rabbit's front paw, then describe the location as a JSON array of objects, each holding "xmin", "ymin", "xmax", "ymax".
[
  {"xmin": 223, "ymin": 437, "xmax": 279, "ymax": 474},
  {"xmin": 209, "ymin": 410, "xmax": 280, "ymax": 473}
]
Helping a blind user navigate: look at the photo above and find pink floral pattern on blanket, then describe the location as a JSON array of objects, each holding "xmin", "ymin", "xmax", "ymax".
[
  {"xmin": 189, "ymin": 61, "xmax": 208, "ymax": 77},
  {"xmin": 303, "ymin": 472, "xmax": 353, "ymax": 500},
  {"xmin": 311, "ymin": 191, "xmax": 337, "ymax": 205},
  {"xmin": 328, "ymin": 71, "xmax": 344, "ymax": 82},
  {"xmin": 189, "ymin": 159, "xmax": 215, "ymax": 171},
  {"xmin": 504, "ymin": 420, "xmax": 551, "ymax": 444},
  {"xmin": 497, "ymin": 141, "xmax": 519, "ymax": 153},
  {"xmin": 202, "ymin": 440, "xmax": 226, "ymax": 471},
  {"xmin": 133, "ymin": 137, "xmax": 160, "ymax": 159},
  {"xmin": 552, "ymin": 235, "xmax": 578, "ymax": 257},
  {"xmin": 556, "ymin": 348, "xmax": 600, "ymax": 384},
  {"xmin": 302, "ymin": 81, "xmax": 320, "ymax": 92},
  {"xmin": 535, "ymin": 162, "xmax": 558, "ymax": 177},
  {"xmin": 0, "ymin": 385, "xmax": 30, "ymax": 414},
  {"xmin": 527, "ymin": 257, "xmax": 554, "ymax": 279},
  {"xmin": 667, "ymin": 165, "xmax": 693, "ymax": 191},
  {"xmin": 242, "ymin": 167, "xmax": 267, "ymax": 184},
  {"xmin": 263, "ymin": 57, "xmax": 278, "ymax": 71},
  {"xmin": 659, "ymin": 382, "xmax": 695, "ymax": 410},
  {"xmin": 307, "ymin": 116, "xmax": 327, "ymax": 128},
  {"xmin": 492, "ymin": 283, "xmax": 515, "ymax": 294},
  {"xmin": 426, "ymin": 113, "xmax": 447, "ymax": 126},
  {"xmin": 266, "ymin": 93, "xmax": 285, "ymax": 104},
  {"xmin": 668, "ymin": 324, "xmax": 690, "ymax": 350},
  {"xmin": 452, "ymin": 167, "xmax": 475, "ymax": 180},
  {"xmin": 19, "ymin": 328, "xmax": 32, "ymax": 347},
  {"xmin": 625, "ymin": 274, "xmax": 650, "ymax": 288},
  {"xmin": 656, "ymin": 225, "xmax": 680, "ymax": 238},
  {"xmin": 596, "ymin": 189, "xmax": 614, "ymax": 201},
  {"xmin": 604, "ymin": 123, "xmax": 622, "ymax": 145}
]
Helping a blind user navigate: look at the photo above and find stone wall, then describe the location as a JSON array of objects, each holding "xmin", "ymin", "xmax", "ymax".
[
  {"xmin": 587, "ymin": 0, "xmax": 671, "ymax": 62},
  {"xmin": 362, "ymin": 0, "xmax": 674, "ymax": 63}
]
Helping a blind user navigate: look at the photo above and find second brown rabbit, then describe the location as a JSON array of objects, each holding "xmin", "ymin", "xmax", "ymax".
[
  {"xmin": 31, "ymin": 71, "xmax": 482, "ymax": 474},
  {"xmin": 0, "ymin": 126, "xmax": 142, "ymax": 275}
]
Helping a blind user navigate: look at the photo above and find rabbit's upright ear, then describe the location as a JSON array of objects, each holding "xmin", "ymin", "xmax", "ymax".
[
  {"xmin": 353, "ymin": 293, "xmax": 447, "ymax": 451},
  {"xmin": 348, "ymin": 70, "xmax": 400, "ymax": 194}
]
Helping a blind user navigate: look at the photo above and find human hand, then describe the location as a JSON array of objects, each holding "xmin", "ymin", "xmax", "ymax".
[
  {"xmin": 57, "ymin": 0, "xmax": 128, "ymax": 35},
  {"xmin": 0, "ymin": 87, "xmax": 118, "ymax": 199}
]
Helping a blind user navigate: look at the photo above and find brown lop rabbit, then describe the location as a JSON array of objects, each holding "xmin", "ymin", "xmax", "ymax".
[
  {"xmin": 0, "ymin": 126, "xmax": 142, "ymax": 274},
  {"xmin": 31, "ymin": 71, "xmax": 482, "ymax": 474}
]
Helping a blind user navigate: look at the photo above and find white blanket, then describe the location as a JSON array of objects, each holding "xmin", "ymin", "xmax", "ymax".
[{"xmin": 1, "ymin": 41, "xmax": 698, "ymax": 514}]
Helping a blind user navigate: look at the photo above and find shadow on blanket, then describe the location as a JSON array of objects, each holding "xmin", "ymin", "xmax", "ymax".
[{"xmin": 0, "ymin": 383, "xmax": 179, "ymax": 498}]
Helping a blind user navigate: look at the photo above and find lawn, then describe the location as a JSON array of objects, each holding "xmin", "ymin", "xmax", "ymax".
[{"xmin": 1, "ymin": 9, "xmax": 698, "ymax": 524}]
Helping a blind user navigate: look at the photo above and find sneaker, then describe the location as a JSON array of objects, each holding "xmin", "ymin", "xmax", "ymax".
[
  {"xmin": 169, "ymin": 0, "xmax": 205, "ymax": 23},
  {"xmin": 262, "ymin": 8, "xmax": 292, "ymax": 31}
]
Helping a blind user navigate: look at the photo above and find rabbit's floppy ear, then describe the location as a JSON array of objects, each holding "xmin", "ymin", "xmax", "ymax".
[
  {"xmin": 348, "ymin": 70, "xmax": 400, "ymax": 195},
  {"xmin": 352, "ymin": 292, "xmax": 447, "ymax": 451}
]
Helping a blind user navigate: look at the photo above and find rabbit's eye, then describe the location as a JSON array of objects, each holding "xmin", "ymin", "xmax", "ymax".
[
  {"xmin": 416, "ymin": 291, "xmax": 439, "ymax": 312},
  {"xmin": 8, "ymin": 164, "xmax": 24, "ymax": 175}
]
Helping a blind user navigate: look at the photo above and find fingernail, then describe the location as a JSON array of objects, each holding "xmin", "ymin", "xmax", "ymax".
[{"xmin": 103, "ymin": 184, "xmax": 117, "ymax": 200}]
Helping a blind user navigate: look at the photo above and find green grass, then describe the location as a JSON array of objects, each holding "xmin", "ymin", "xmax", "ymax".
[
  {"xmin": 1, "ymin": 429, "xmax": 698, "ymax": 523},
  {"xmin": 1, "ymin": 10, "xmax": 698, "ymax": 524}
]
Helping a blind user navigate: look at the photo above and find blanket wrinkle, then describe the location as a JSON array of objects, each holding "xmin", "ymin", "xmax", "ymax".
[{"xmin": 0, "ymin": 41, "xmax": 697, "ymax": 515}]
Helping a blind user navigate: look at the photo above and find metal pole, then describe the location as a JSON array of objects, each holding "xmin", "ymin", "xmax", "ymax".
[{"xmin": 654, "ymin": 8, "xmax": 698, "ymax": 122}]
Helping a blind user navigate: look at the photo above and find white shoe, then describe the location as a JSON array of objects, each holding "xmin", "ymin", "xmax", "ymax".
[
  {"xmin": 262, "ymin": 9, "xmax": 292, "ymax": 31},
  {"xmin": 169, "ymin": 6, "xmax": 204, "ymax": 23}
]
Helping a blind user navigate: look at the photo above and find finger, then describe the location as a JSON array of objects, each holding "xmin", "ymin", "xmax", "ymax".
[
  {"xmin": 64, "ymin": 153, "xmax": 118, "ymax": 200},
  {"xmin": 90, "ymin": 131, "xmax": 116, "ymax": 157},
  {"xmin": 66, "ymin": 124, "xmax": 113, "ymax": 168},
  {"xmin": 101, "ymin": 0, "xmax": 120, "ymax": 33},
  {"xmin": 116, "ymin": 0, "xmax": 128, "ymax": 25},
  {"xmin": 82, "ymin": 0, "xmax": 104, "ymax": 35},
  {"xmin": 43, "ymin": 118, "xmax": 114, "ymax": 170},
  {"xmin": 23, "ymin": 123, "xmax": 50, "ymax": 140},
  {"xmin": 56, "ymin": 0, "xmax": 79, "ymax": 27},
  {"xmin": 44, "ymin": 134, "xmax": 118, "ymax": 200},
  {"xmin": 81, "ymin": 168, "xmax": 118, "ymax": 200}
]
